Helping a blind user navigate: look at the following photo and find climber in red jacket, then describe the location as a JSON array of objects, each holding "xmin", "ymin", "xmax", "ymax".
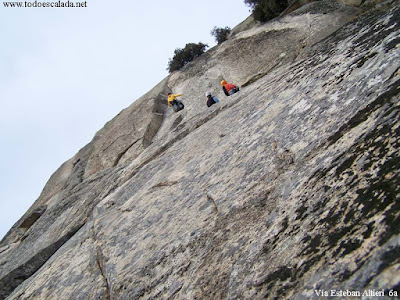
[{"xmin": 221, "ymin": 80, "xmax": 239, "ymax": 96}]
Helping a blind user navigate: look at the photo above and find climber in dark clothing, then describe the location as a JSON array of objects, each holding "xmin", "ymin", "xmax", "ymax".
[
  {"xmin": 221, "ymin": 80, "xmax": 239, "ymax": 96},
  {"xmin": 206, "ymin": 91, "xmax": 219, "ymax": 107}
]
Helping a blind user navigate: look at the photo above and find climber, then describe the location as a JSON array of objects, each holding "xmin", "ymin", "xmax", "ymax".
[
  {"xmin": 221, "ymin": 80, "xmax": 239, "ymax": 96},
  {"xmin": 206, "ymin": 91, "xmax": 219, "ymax": 107},
  {"xmin": 167, "ymin": 92, "xmax": 185, "ymax": 112}
]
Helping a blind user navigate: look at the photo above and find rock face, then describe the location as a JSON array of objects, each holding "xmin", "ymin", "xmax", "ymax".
[{"xmin": 1, "ymin": 1, "xmax": 399, "ymax": 299}]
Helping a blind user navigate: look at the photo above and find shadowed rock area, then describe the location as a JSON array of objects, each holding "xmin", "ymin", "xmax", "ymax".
[{"xmin": 1, "ymin": 0, "xmax": 399, "ymax": 299}]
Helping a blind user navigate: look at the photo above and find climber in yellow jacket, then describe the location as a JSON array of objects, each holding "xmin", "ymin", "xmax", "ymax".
[
  {"xmin": 167, "ymin": 93, "xmax": 182, "ymax": 106},
  {"xmin": 167, "ymin": 93, "xmax": 185, "ymax": 112}
]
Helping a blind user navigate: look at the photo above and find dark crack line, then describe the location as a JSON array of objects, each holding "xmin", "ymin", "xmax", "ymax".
[
  {"xmin": 95, "ymin": 247, "xmax": 111, "ymax": 300},
  {"xmin": 102, "ymin": 132, "xmax": 134, "ymax": 153},
  {"xmin": 113, "ymin": 138, "xmax": 143, "ymax": 167},
  {"xmin": 92, "ymin": 223, "xmax": 112, "ymax": 300},
  {"xmin": 0, "ymin": 223, "xmax": 85, "ymax": 300},
  {"xmin": 207, "ymin": 193, "xmax": 219, "ymax": 214}
]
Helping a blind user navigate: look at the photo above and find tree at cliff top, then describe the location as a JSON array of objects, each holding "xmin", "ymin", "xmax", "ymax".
[
  {"xmin": 167, "ymin": 42, "xmax": 208, "ymax": 73},
  {"xmin": 244, "ymin": 0, "xmax": 288, "ymax": 22}
]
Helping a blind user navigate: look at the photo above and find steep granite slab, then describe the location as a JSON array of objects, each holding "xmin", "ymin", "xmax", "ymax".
[
  {"xmin": 0, "ymin": 77, "xmax": 171, "ymax": 300},
  {"xmin": 3, "ymin": 3, "xmax": 399, "ymax": 299},
  {"xmin": 153, "ymin": 1, "xmax": 361, "ymax": 143}
]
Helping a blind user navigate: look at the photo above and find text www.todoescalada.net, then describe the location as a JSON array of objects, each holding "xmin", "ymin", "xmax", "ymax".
[{"xmin": 3, "ymin": 1, "xmax": 87, "ymax": 7}]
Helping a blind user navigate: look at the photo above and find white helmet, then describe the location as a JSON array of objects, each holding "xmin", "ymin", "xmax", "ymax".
[{"xmin": 205, "ymin": 91, "xmax": 211, "ymax": 97}]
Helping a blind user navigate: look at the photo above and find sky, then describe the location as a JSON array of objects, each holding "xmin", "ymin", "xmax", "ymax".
[{"xmin": 0, "ymin": 0, "xmax": 251, "ymax": 240}]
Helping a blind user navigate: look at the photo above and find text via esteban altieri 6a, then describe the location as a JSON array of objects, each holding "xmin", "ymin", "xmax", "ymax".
[{"xmin": 314, "ymin": 289, "xmax": 398, "ymax": 297}]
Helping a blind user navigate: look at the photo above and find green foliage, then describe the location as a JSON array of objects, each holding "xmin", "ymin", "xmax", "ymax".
[
  {"xmin": 210, "ymin": 26, "xmax": 232, "ymax": 44},
  {"xmin": 167, "ymin": 42, "xmax": 208, "ymax": 73},
  {"xmin": 244, "ymin": 0, "xmax": 288, "ymax": 22}
]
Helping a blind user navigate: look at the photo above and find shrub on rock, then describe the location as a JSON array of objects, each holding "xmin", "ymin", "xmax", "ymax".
[
  {"xmin": 244, "ymin": 0, "xmax": 289, "ymax": 22},
  {"xmin": 167, "ymin": 42, "xmax": 208, "ymax": 73},
  {"xmin": 211, "ymin": 26, "xmax": 232, "ymax": 44}
]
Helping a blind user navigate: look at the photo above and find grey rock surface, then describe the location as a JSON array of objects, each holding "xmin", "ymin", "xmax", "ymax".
[{"xmin": 1, "ymin": 1, "xmax": 399, "ymax": 299}]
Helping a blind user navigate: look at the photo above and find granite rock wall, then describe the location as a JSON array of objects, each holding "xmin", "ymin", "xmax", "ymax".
[{"xmin": 0, "ymin": 1, "xmax": 399, "ymax": 299}]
